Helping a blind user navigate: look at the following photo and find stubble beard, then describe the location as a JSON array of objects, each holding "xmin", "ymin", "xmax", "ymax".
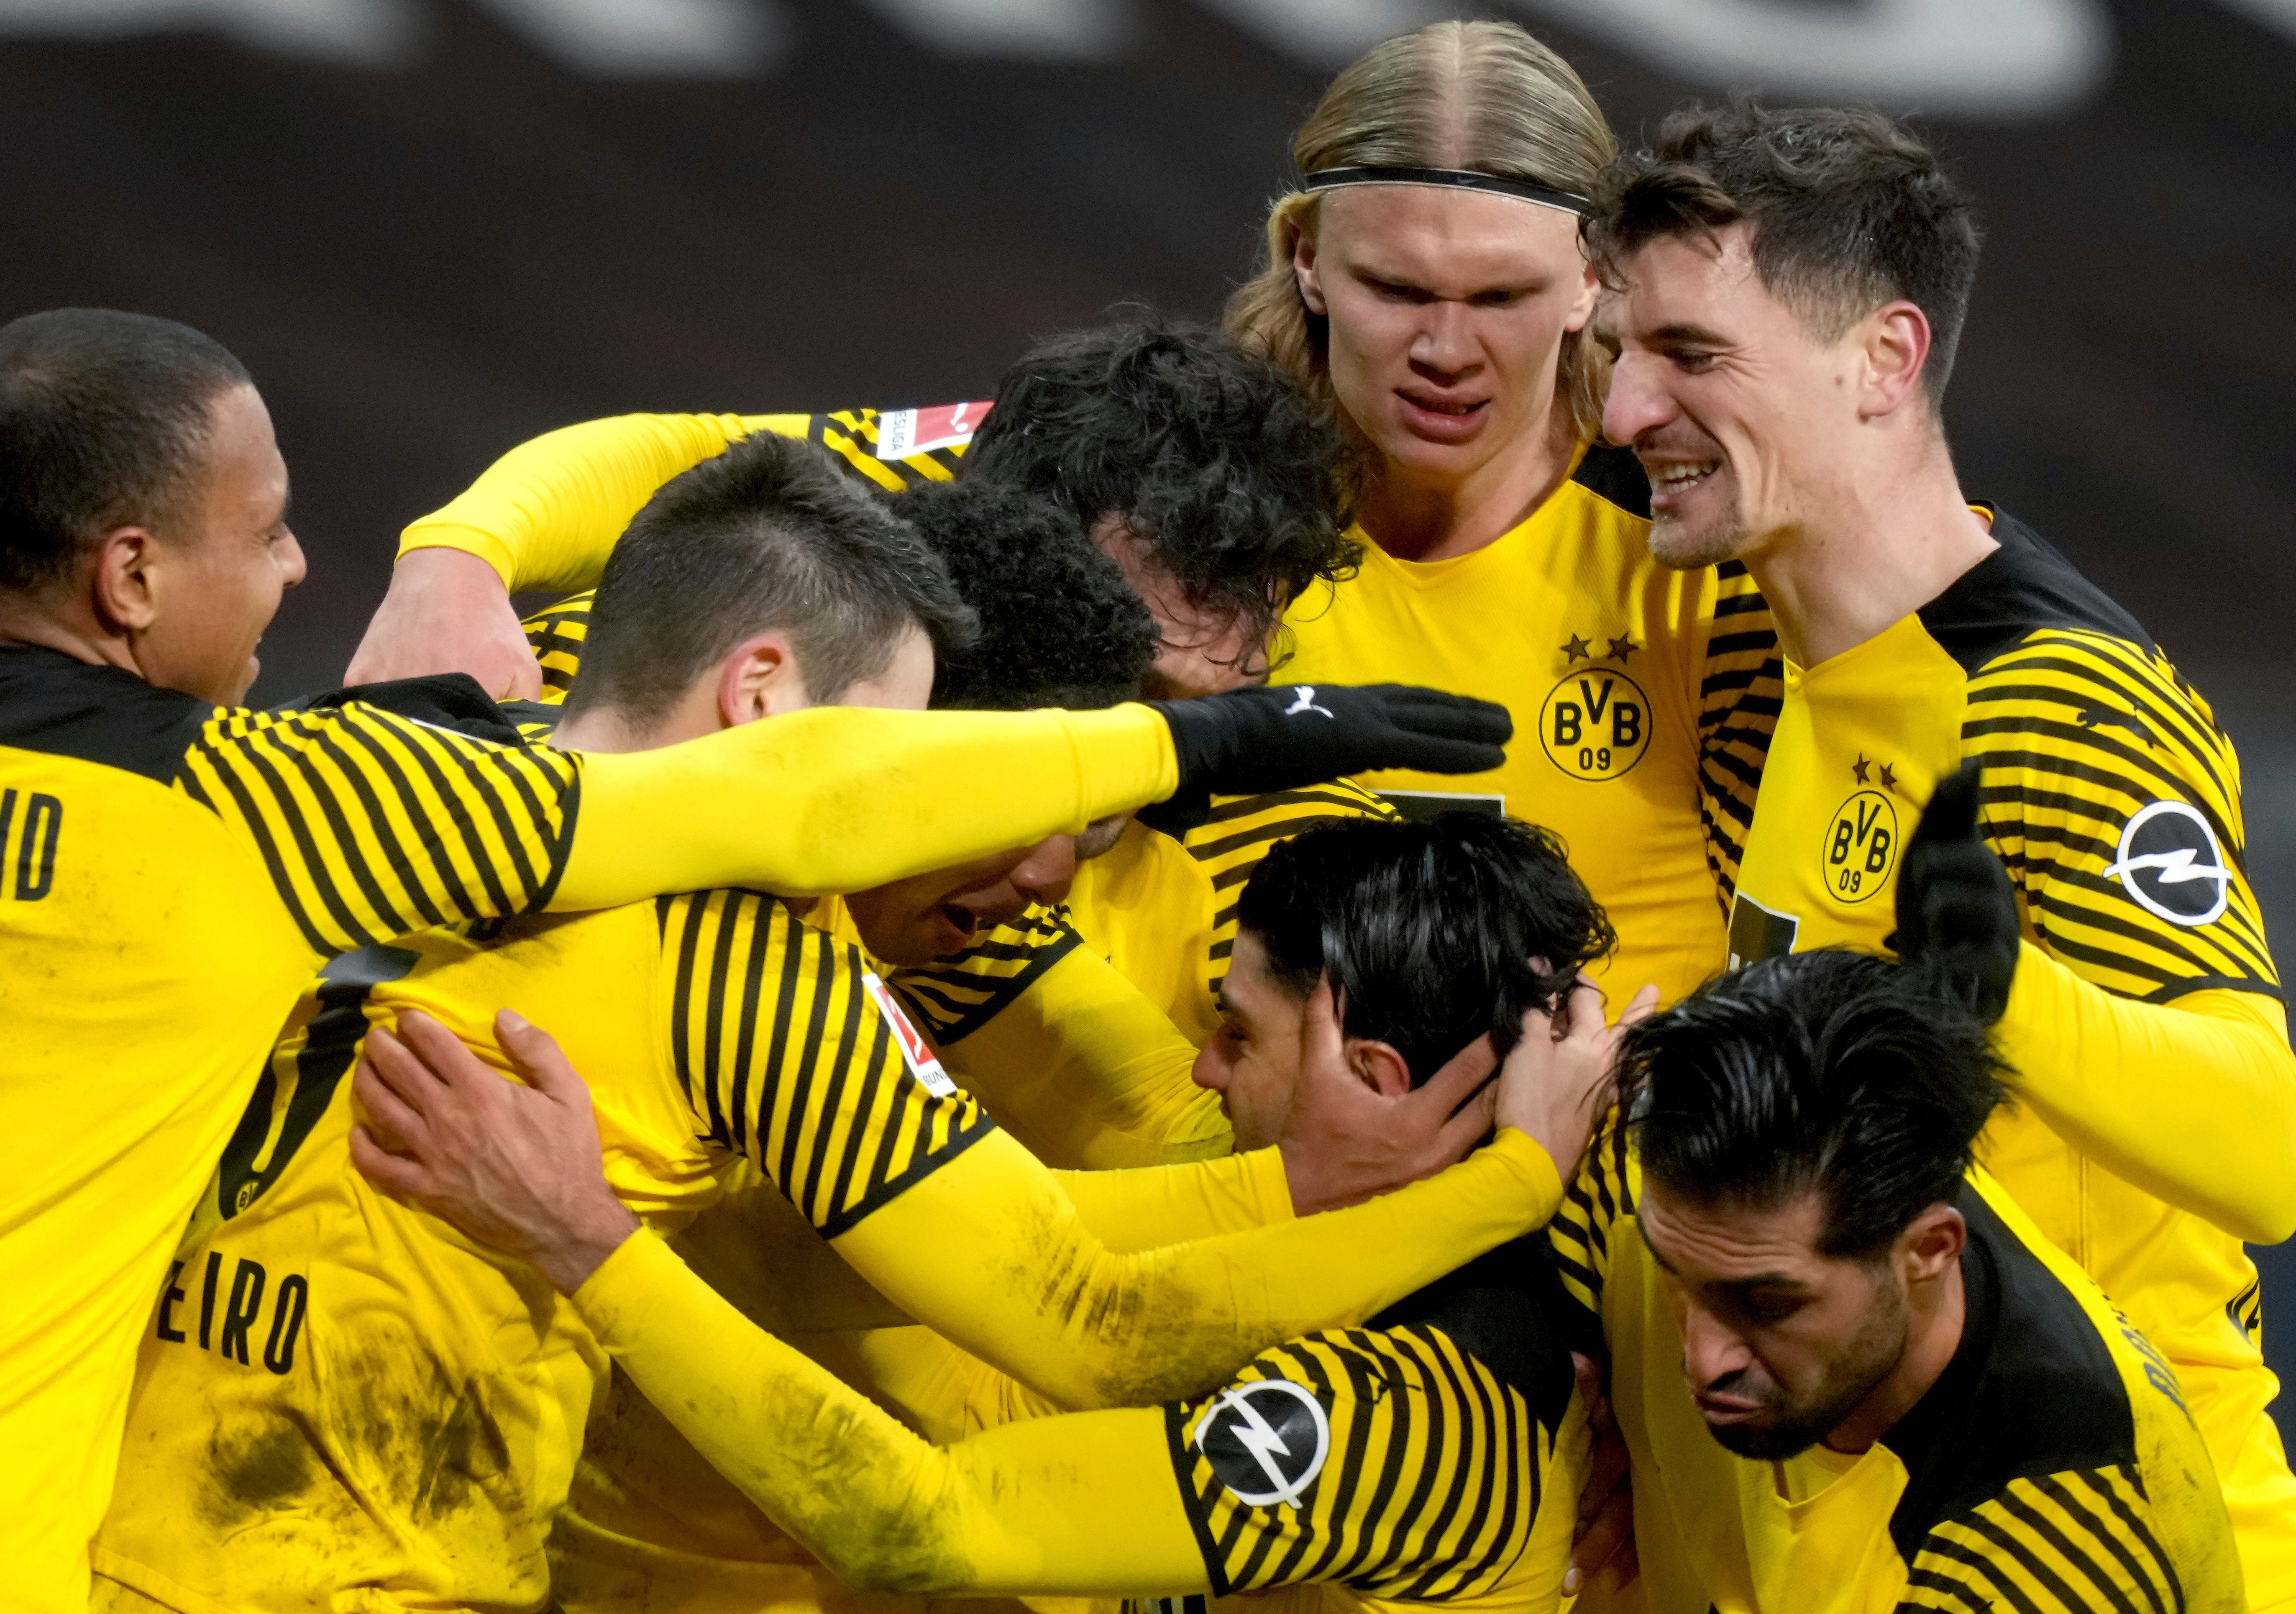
[
  {"xmin": 1648, "ymin": 499, "xmax": 1753, "ymax": 573},
  {"xmin": 1705, "ymin": 1278, "xmax": 1909, "ymax": 1462}
]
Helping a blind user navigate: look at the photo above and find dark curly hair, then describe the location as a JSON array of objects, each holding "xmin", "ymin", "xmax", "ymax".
[
  {"xmin": 963, "ymin": 315, "xmax": 1359, "ymax": 671},
  {"xmin": 1236, "ymin": 813, "xmax": 1615, "ymax": 1085},
  {"xmin": 890, "ymin": 480, "xmax": 1158, "ymax": 712},
  {"xmin": 1621, "ymin": 950, "xmax": 2007, "ymax": 1262},
  {"xmin": 1586, "ymin": 100, "xmax": 1981, "ymax": 405}
]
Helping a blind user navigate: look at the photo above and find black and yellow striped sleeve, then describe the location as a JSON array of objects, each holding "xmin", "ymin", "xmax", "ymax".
[
  {"xmin": 1546, "ymin": 1108, "xmax": 1635, "ymax": 1323},
  {"xmin": 522, "ymin": 592, "xmax": 594, "ymax": 705},
  {"xmin": 656, "ymin": 889, "xmax": 995, "ymax": 1237},
  {"xmin": 1698, "ymin": 560, "xmax": 1783, "ymax": 903},
  {"xmin": 888, "ymin": 906, "xmax": 1084, "ymax": 1047},
  {"xmin": 804, "ymin": 407, "xmax": 970, "ymax": 491},
  {"xmin": 1165, "ymin": 1326, "xmax": 1548, "ymax": 1600},
  {"xmin": 1966, "ymin": 628, "xmax": 2279, "ymax": 1002},
  {"xmin": 175, "ymin": 703, "xmax": 579, "ymax": 959},
  {"xmin": 1188, "ymin": 782, "xmax": 1401, "ymax": 1003},
  {"xmin": 1897, "ymin": 1464, "xmax": 2187, "ymax": 1614}
]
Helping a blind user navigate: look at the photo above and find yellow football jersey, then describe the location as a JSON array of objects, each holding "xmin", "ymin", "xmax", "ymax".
[
  {"xmin": 1279, "ymin": 442, "xmax": 1777, "ymax": 1009},
  {"xmin": 1725, "ymin": 509, "xmax": 2296, "ymax": 1601},
  {"xmin": 1549, "ymin": 1123, "xmax": 2245, "ymax": 1614}
]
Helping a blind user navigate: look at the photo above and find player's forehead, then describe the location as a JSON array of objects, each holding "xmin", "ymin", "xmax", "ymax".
[
  {"xmin": 1640, "ymin": 1181, "xmax": 1830, "ymax": 1285},
  {"xmin": 1318, "ymin": 184, "xmax": 1581, "ymax": 291},
  {"xmin": 1607, "ymin": 225, "xmax": 1780, "ymax": 343}
]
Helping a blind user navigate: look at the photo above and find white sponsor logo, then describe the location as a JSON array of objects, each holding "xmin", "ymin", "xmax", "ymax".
[
  {"xmin": 1283, "ymin": 686, "xmax": 1334, "ymax": 720},
  {"xmin": 861, "ymin": 971, "xmax": 958, "ymax": 1096},
  {"xmin": 1192, "ymin": 1378, "xmax": 1330, "ymax": 1509},
  {"xmin": 2101, "ymin": 799, "xmax": 2234, "ymax": 927}
]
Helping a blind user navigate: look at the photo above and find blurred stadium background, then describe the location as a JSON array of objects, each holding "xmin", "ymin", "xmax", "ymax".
[{"xmin": 2, "ymin": 0, "xmax": 2289, "ymax": 1388}]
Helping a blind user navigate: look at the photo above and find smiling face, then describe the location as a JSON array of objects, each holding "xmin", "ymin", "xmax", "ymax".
[
  {"xmin": 141, "ymin": 383, "xmax": 306, "ymax": 703},
  {"xmin": 1295, "ymin": 185, "xmax": 1596, "ymax": 490},
  {"xmin": 1637, "ymin": 1183, "xmax": 1912, "ymax": 1460},
  {"xmin": 1601, "ymin": 225, "xmax": 1874, "ymax": 572},
  {"xmin": 1190, "ymin": 930, "xmax": 1310, "ymax": 1150}
]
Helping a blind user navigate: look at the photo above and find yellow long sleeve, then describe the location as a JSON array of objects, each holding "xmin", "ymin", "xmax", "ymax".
[
  {"xmin": 1997, "ymin": 941, "xmax": 2296, "ymax": 1243},
  {"xmin": 829, "ymin": 1125, "xmax": 1560, "ymax": 1410},
  {"xmin": 1052, "ymin": 1145, "xmax": 1293, "ymax": 1251},
  {"xmin": 914, "ymin": 935, "xmax": 1230, "ymax": 1169},
  {"xmin": 576, "ymin": 1230, "xmax": 1206, "ymax": 1596},
  {"xmin": 399, "ymin": 412, "xmax": 788, "ymax": 591},
  {"xmin": 556, "ymin": 703, "xmax": 1177, "ymax": 907}
]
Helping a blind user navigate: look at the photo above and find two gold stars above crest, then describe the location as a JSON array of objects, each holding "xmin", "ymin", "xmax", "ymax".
[
  {"xmin": 1561, "ymin": 634, "xmax": 1638, "ymax": 664},
  {"xmin": 1851, "ymin": 753, "xmax": 1900, "ymax": 793}
]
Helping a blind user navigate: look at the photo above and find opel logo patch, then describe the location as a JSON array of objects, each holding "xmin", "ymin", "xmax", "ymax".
[
  {"xmin": 2103, "ymin": 800, "xmax": 2233, "ymax": 927},
  {"xmin": 1192, "ymin": 1378, "xmax": 1330, "ymax": 1509}
]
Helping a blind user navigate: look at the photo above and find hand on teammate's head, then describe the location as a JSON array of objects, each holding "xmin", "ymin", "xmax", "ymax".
[
  {"xmin": 1275, "ymin": 977, "xmax": 1500, "ymax": 1216},
  {"xmin": 349, "ymin": 1008, "xmax": 637, "ymax": 1294},
  {"xmin": 1494, "ymin": 976, "xmax": 1658, "ymax": 1183}
]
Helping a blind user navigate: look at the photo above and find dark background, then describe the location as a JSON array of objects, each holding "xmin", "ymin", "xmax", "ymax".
[{"xmin": 2, "ymin": 0, "xmax": 2290, "ymax": 1385}]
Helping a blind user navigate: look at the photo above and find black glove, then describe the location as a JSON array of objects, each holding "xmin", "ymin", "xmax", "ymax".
[
  {"xmin": 1891, "ymin": 759, "xmax": 2021, "ymax": 1023},
  {"xmin": 1149, "ymin": 682, "xmax": 1510, "ymax": 804}
]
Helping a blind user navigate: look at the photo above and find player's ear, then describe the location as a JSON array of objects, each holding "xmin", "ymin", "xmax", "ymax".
[
  {"xmin": 1897, "ymin": 1202, "xmax": 1966, "ymax": 1287},
  {"xmin": 1292, "ymin": 212, "xmax": 1329, "ymax": 318},
  {"xmin": 1857, "ymin": 300, "xmax": 1932, "ymax": 421},
  {"xmin": 1564, "ymin": 252, "xmax": 1600, "ymax": 334},
  {"xmin": 88, "ymin": 525, "xmax": 163, "ymax": 633},
  {"xmin": 716, "ymin": 632, "xmax": 809, "ymax": 727},
  {"xmin": 1344, "ymin": 1036, "xmax": 1414, "ymax": 1099}
]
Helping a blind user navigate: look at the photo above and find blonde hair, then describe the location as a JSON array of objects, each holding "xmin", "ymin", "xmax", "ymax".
[{"xmin": 1224, "ymin": 20, "xmax": 1618, "ymax": 446}]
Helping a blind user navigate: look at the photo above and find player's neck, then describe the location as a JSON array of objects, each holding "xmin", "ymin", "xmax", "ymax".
[
  {"xmin": 0, "ymin": 597, "xmax": 141, "ymax": 680},
  {"xmin": 1746, "ymin": 436, "xmax": 1996, "ymax": 670},
  {"xmin": 1357, "ymin": 400, "xmax": 1578, "ymax": 564},
  {"xmin": 1822, "ymin": 1256, "xmax": 1967, "ymax": 1459}
]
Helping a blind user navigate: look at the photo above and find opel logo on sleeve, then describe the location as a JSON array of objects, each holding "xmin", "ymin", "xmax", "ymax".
[
  {"xmin": 1192, "ymin": 1379, "xmax": 1330, "ymax": 1508},
  {"xmin": 2102, "ymin": 800, "xmax": 2234, "ymax": 927}
]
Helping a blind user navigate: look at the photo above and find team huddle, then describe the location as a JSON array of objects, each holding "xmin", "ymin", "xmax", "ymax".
[{"xmin": 0, "ymin": 18, "xmax": 2287, "ymax": 1614}]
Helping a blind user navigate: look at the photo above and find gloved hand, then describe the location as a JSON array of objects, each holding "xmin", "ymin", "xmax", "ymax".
[
  {"xmin": 1891, "ymin": 759, "xmax": 2021, "ymax": 1023},
  {"xmin": 1150, "ymin": 682, "xmax": 1510, "ymax": 800}
]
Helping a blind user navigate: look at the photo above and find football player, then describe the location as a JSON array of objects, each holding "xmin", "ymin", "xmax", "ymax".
[
  {"xmin": 1595, "ymin": 100, "xmax": 2296, "ymax": 1605},
  {"xmin": 1226, "ymin": 18, "xmax": 1780, "ymax": 1007}
]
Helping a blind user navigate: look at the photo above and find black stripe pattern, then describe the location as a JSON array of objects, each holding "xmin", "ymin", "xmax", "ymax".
[{"xmin": 656, "ymin": 891, "xmax": 993, "ymax": 1237}]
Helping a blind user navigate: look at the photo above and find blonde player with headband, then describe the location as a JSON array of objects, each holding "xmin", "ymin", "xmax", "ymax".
[{"xmin": 1229, "ymin": 19, "xmax": 1778, "ymax": 1008}]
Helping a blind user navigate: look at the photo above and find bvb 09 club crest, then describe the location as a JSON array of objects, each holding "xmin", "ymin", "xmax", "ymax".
[
  {"xmin": 1538, "ymin": 669, "xmax": 1651, "ymax": 782},
  {"xmin": 1820, "ymin": 789, "xmax": 1898, "ymax": 904}
]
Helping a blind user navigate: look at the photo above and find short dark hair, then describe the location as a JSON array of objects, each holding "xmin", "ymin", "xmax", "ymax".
[
  {"xmin": 890, "ymin": 480, "xmax": 1158, "ymax": 712},
  {"xmin": 963, "ymin": 316, "xmax": 1359, "ymax": 666},
  {"xmin": 0, "ymin": 308, "xmax": 254, "ymax": 592},
  {"xmin": 567, "ymin": 432, "xmax": 976, "ymax": 728},
  {"xmin": 1236, "ymin": 813, "xmax": 1615, "ymax": 1084},
  {"xmin": 1623, "ymin": 950, "xmax": 2008, "ymax": 1262},
  {"xmin": 1587, "ymin": 101, "xmax": 1982, "ymax": 405}
]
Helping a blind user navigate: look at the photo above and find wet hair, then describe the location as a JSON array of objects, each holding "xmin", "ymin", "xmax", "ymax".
[
  {"xmin": 1622, "ymin": 950, "xmax": 2008, "ymax": 1262},
  {"xmin": 566, "ymin": 431, "xmax": 976, "ymax": 728},
  {"xmin": 1225, "ymin": 20, "xmax": 1618, "ymax": 445},
  {"xmin": 890, "ymin": 479, "xmax": 1157, "ymax": 712},
  {"xmin": 963, "ymin": 316, "xmax": 1357, "ymax": 670},
  {"xmin": 1586, "ymin": 100, "xmax": 1982, "ymax": 406},
  {"xmin": 0, "ymin": 307, "xmax": 255, "ymax": 593},
  {"xmin": 1236, "ymin": 813, "xmax": 1615, "ymax": 1084}
]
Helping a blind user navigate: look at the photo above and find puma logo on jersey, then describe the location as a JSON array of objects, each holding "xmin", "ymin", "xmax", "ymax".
[{"xmin": 1284, "ymin": 686, "xmax": 1334, "ymax": 719}]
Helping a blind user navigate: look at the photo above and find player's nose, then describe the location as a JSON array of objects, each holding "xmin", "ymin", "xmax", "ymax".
[
  {"xmin": 1008, "ymin": 834, "xmax": 1078, "ymax": 908},
  {"xmin": 1602, "ymin": 351, "xmax": 1674, "ymax": 448},
  {"xmin": 1678, "ymin": 1304, "xmax": 1755, "ymax": 1388}
]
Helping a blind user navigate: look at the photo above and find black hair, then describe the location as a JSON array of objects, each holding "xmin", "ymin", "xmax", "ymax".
[
  {"xmin": 1623, "ymin": 950, "xmax": 2008, "ymax": 1262},
  {"xmin": 1586, "ymin": 100, "xmax": 1982, "ymax": 405},
  {"xmin": 889, "ymin": 480, "xmax": 1158, "ymax": 712},
  {"xmin": 566, "ymin": 431, "xmax": 976, "ymax": 728},
  {"xmin": 0, "ymin": 308, "xmax": 255, "ymax": 593},
  {"xmin": 963, "ymin": 315, "xmax": 1360, "ymax": 667},
  {"xmin": 1236, "ymin": 813, "xmax": 1615, "ymax": 1084}
]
